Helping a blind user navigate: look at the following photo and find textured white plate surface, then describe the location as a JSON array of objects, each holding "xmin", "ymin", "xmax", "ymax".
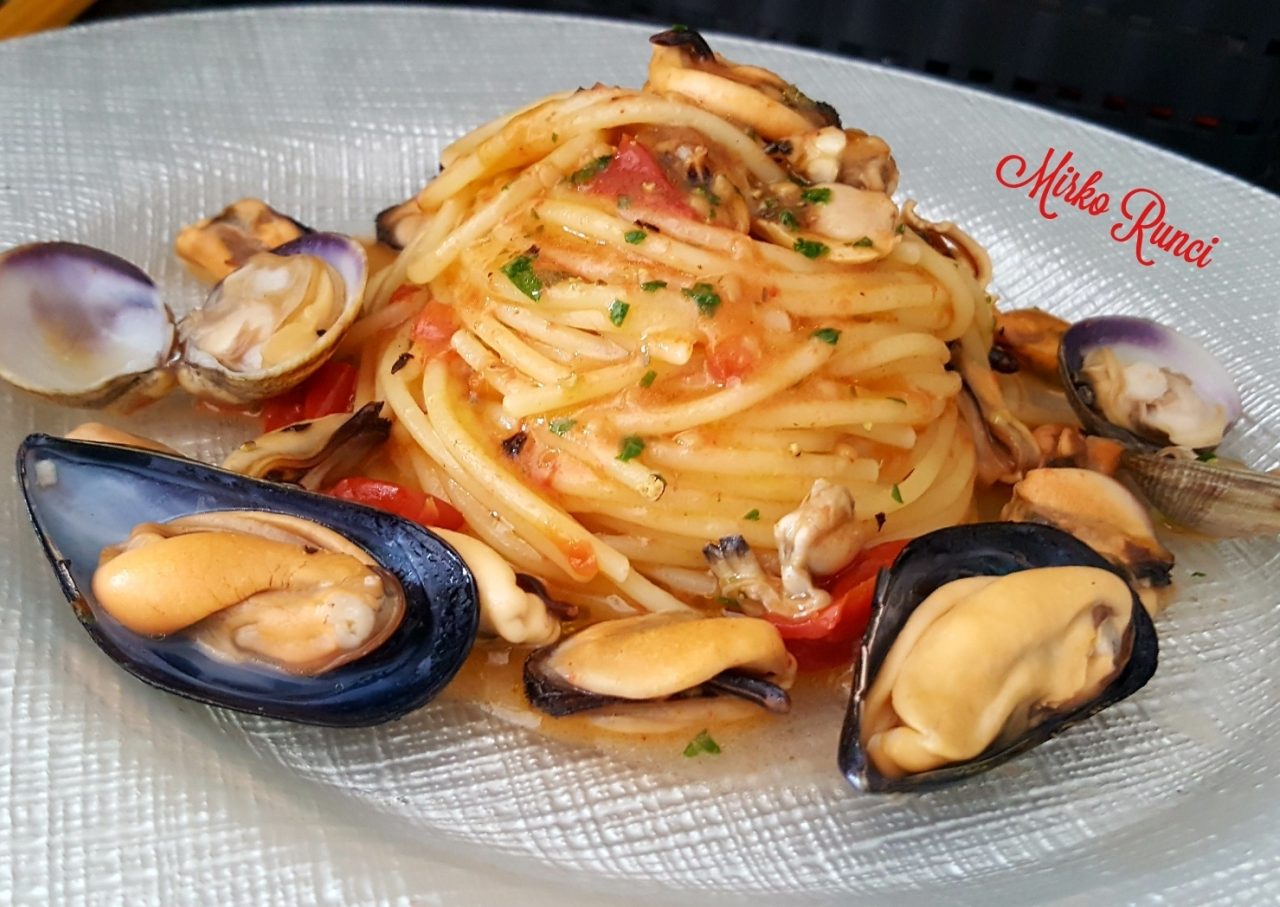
[{"xmin": 2, "ymin": 7, "xmax": 1279, "ymax": 905}]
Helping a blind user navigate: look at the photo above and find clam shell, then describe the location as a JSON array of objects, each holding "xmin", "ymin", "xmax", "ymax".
[
  {"xmin": 0, "ymin": 242, "xmax": 175, "ymax": 409},
  {"xmin": 176, "ymin": 232, "xmax": 368, "ymax": 404},
  {"xmin": 18, "ymin": 433, "xmax": 478, "ymax": 726},
  {"xmin": 1123, "ymin": 451, "xmax": 1280, "ymax": 538},
  {"xmin": 1058, "ymin": 316, "xmax": 1242, "ymax": 452},
  {"xmin": 839, "ymin": 522, "xmax": 1158, "ymax": 793}
]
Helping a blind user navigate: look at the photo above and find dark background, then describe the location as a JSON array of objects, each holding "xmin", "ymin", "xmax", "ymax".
[{"xmin": 79, "ymin": 0, "xmax": 1280, "ymax": 193}]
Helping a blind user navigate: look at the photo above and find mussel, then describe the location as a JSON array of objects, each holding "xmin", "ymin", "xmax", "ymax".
[
  {"xmin": 18, "ymin": 433, "xmax": 478, "ymax": 726},
  {"xmin": 839, "ymin": 522, "xmax": 1157, "ymax": 792},
  {"xmin": 174, "ymin": 197, "xmax": 312, "ymax": 285},
  {"xmin": 1059, "ymin": 316, "xmax": 1241, "ymax": 452},
  {"xmin": 524, "ymin": 613, "xmax": 794, "ymax": 723}
]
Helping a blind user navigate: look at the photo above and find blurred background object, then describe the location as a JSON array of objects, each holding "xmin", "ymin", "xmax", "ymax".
[
  {"xmin": 0, "ymin": 0, "xmax": 97, "ymax": 39},
  {"xmin": 44, "ymin": 0, "xmax": 1280, "ymax": 192}
]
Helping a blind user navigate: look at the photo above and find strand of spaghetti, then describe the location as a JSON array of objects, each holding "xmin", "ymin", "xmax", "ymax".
[
  {"xmin": 501, "ymin": 357, "xmax": 647, "ymax": 418},
  {"xmin": 492, "ymin": 304, "xmax": 629, "ymax": 362},
  {"xmin": 442, "ymin": 476, "xmax": 567, "ymax": 580},
  {"xmin": 894, "ymin": 232, "xmax": 977, "ymax": 341},
  {"xmin": 370, "ymin": 195, "xmax": 466, "ymax": 310},
  {"xmin": 407, "ymin": 131, "xmax": 606, "ymax": 285},
  {"xmin": 880, "ymin": 433, "xmax": 976, "ymax": 542},
  {"xmin": 439, "ymin": 89, "xmax": 578, "ymax": 169},
  {"xmin": 627, "ymin": 205, "xmax": 834, "ymax": 273},
  {"xmin": 674, "ymin": 467, "xmax": 878, "ymax": 504},
  {"xmin": 643, "ymin": 439, "xmax": 878, "ymax": 481},
  {"xmin": 609, "ymin": 338, "xmax": 835, "ymax": 434},
  {"xmin": 859, "ymin": 404, "xmax": 958, "ymax": 514},
  {"xmin": 378, "ymin": 332, "xmax": 599, "ymax": 578},
  {"xmin": 470, "ymin": 314, "xmax": 577, "ymax": 386},
  {"xmin": 771, "ymin": 279, "xmax": 944, "ymax": 319},
  {"xmin": 907, "ymin": 370, "xmax": 964, "ymax": 398},
  {"xmin": 449, "ymin": 329, "xmax": 532, "ymax": 398},
  {"xmin": 589, "ymin": 527, "xmax": 713, "ymax": 570},
  {"xmin": 419, "ymin": 89, "xmax": 609, "ymax": 209},
  {"xmin": 533, "ymin": 425, "xmax": 667, "ymax": 502},
  {"xmin": 352, "ymin": 330, "xmax": 383, "ymax": 408},
  {"xmin": 642, "ymin": 565, "xmax": 718, "ymax": 598},
  {"xmin": 559, "ymin": 493, "xmax": 777, "ymax": 547},
  {"xmin": 842, "ymin": 354, "xmax": 950, "ymax": 383},
  {"xmin": 421, "ymin": 355, "xmax": 631, "ymax": 582},
  {"xmin": 387, "ymin": 423, "xmax": 449, "ymax": 498},
  {"xmin": 734, "ymin": 390, "xmax": 941, "ymax": 430},
  {"xmin": 827, "ymin": 333, "xmax": 950, "ymax": 377},
  {"xmin": 550, "ymin": 461, "xmax": 796, "ymax": 521},
  {"xmin": 611, "ymin": 564, "xmax": 697, "ymax": 613},
  {"xmin": 336, "ymin": 296, "xmax": 418, "ymax": 358}
]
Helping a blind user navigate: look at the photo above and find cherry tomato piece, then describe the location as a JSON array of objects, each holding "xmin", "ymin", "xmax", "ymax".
[{"xmin": 325, "ymin": 477, "xmax": 465, "ymax": 531}]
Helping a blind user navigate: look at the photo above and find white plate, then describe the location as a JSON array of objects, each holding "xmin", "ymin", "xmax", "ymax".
[{"xmin": 2, "ymin": 7, "xmax": 1278, "ymax": 905}]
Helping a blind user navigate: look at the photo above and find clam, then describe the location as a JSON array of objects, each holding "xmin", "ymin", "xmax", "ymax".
[
  {"xmin": 176, "ymin": 232, "xmax": 368, "ymax": 403},
  {"xmin": 0, "ymin": 243, "xmax": 175, "ymax": 409},
  {"xmin": 839, "ymin": 522, "xmax": 1158, "ymax": 792},
  {"xmin": 524, "ymin": 612, "xmax": 794, "ymax": 719},
  {"xmin": 1122, "ymin": 449, "xmax": 1280, "ymax": 538},
  {"xmin": 1059, "ymin": 316, "xmax": 1241, "ymax": 452},
  {"xmin": 18, "ymin": 433, "xmax": 478, "ymax": 726}
]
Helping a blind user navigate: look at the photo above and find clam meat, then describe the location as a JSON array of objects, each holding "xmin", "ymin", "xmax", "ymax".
[
  {"xmin": 840, "ymin": 523, "xmax": 1157, "ymax": 792},
  {"xmin": 19, "ymin": 433, "xmax": 478, "ymax": 726}
]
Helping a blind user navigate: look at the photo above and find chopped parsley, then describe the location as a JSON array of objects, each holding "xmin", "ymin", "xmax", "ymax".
[
  {"xmin": 1191, "ymin": 571, "xmax": 1208, "ymax": 578},
  {"xmin": 683, "ymin": 729, "xmax": 721, "ymax": 758},
  {"xmin": 1196, "ymin": 451, "xmax": 1218, "ymax": 463},
  {"xmin": 896, "ymin": 223, "xmax": 906, "ymax": 234},
  {"xmin": 640, "ymin": 369, "xmax": 657, "ymax": 388},
  {"xmin": 569, "ymin": 154, "xmax": 613, "ymax": 186},
  {"xmin": 501, "ymin": 255, "xmax": 543, "ymax": 301},
  {"xmin": 608, "ymin": 299, "xmax": 630, "ymax": 327},
  {"xmin": 683, "ymin": 282, "xmax": 722, "ymax": 317},
  {"xmin": 548, "ymin": 418, "xmax": 577, "ymax": 436},
  {"xmin": 714, "ymin": 595, "xmax": 737, "ymax": 608},
  {"xmin": 744, "ymin": 508, "xmax": 760, "ymax": 521},
  {"xmin": 811, "ymin": 327, "xmax": 841, "ymax": 345},
  {"xmin": 801, "ymin": 186, "xmax": 832, "ymax": 204},
  {"xmin": 617, "ymin": 435, "xmax": 646, "ymax": 461},
  {"xmin": 671, "ymin": 23, "xmax": 689, "ymax": 32},
  {"xmin": 853, "ymin": 236, "xmax": 875, "ymax": 248},
  {"xmin": 794, "ymin": 238, "xmax": 830, "ymax": 259},
  {"xmin": 641, "ymin": 280, "xmax": 667, "ymax": 292},
  {"xmin": 695, "ymin": 186, "xmax": 721, "ymax": 207},
  {"xmin": 624, "ymin": 228, "xmax": 647, "ymax": 244},
  {"xmin": 891, "ymin": 484, "xmax": 904, "ymax": 504},
  {"xmin": 778, "ymin": 210, "xmax": 800, "ymax": 230}
]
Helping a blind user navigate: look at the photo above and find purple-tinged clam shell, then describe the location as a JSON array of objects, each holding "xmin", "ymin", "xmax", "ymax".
[
  {"xmin": 0, "ymin": 242, "xmax": 174, "ymax": 408},
  {"xmin": 1058, "ymin": 316, "xmax": 1242, "ymax": 452}
]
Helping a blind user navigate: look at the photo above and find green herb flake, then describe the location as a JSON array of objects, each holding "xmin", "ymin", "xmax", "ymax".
[
  {"xmin": 853, "ymin": 236, "xmax": 875, "ymax": 248},
  {"xmin": 811, "ymin": 327, "xmax": 841, "ymax": 345},
  {"xmin": 501, "ymin": 255, "xmax": 543, "ymax": 301},
  {"xmin": 794, "ymin": 238, "xmax": 830, "ymax": 259},
  {"xmin": 570, "ymin": 154, "xmax": 614, "ymax": 186},
  {"xmin": 671, "ymin": 23, "xmax": 689, "ymax": 32},
  {"xmin": 641, "ymin": 279, "xmax": 667, "ymax": 292},
  {"xmin": 617, "ymin": 195, "xmax": 631, "ymax": 210},
  {"xmin": 640, "ymin": 369, "xmax": 658, "ymax": 388},
  {"xmin": 896, "ymin": 223, "xmax": 906, "ymax": 235},
  {"xmin": 624, "ymin": 229, "xmax": 647, "ymax": 244},
  {"xmin": 683, "ymin": 282, "xmax": 722, "ymax": 317},
  {"xmin": 714, "ymin": 595, "xmax": 737, "ymax": 608},
  {"xmin": 696, "ymin": 186, "xmax": 722, "ymax": 207},
  {"xmin": 617, "ymin": 435, "xmax": 646, "ymax": 461},
  {"xmin": 744, "ymin": 508, "xmax": 761, "ymax": 521},
  {"xmin": 801, "ymin": 187, "xmax": 832, "ymax": 205},
  {"xmin": 778, "ymin": 210, "xmax": 800, "ymax": 230},
  {"xmin": 548, "ymin": 418, "xmax": 577, "ymax": 436},
  {"xmin": 608, "ymin": 299, "xmax": 630, "ymax": 327},
  {"xmin": 891, "ymin": 484, "xmax": 904, "ymax": 504},
  {"xmin": 1191, "ymin": 570, "xmax": 1208, "ymax": 578},
  {"xmin": 683, "ymin": 729, "xmax": 721, "ymax": 758},
  {"xmin": 1196, "ymin": 451, "xmax": 1218, "ymax": 463}
]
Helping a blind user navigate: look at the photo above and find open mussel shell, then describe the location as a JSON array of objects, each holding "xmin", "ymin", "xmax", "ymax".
[
  {"xmin": 0, "ymin": 243, "xmax": 175, "ymax": 408},
  {"xmin": 839, "ymin": 522, "xmax": 1158, "ymax": 793},
  {"xmin": 18, "ymin": 433, "xmax": 478, "ymax": 727},
  {"xmin": 1123, "ymin": 450, "xmax": 1280, "ymax": 538},
  {"xmin": 176, "ymin": 231, "xmax": 368, "ymax": 404},
  {"xmin": 1058, "ymin": 316, "xmax": 1242, "ymax": 452}
]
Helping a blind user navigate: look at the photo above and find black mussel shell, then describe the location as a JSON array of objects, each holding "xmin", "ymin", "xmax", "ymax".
[
  {"xmin": 1058, "ymin": 316, "xmax": 1241, "ymax": 452},
  {"xmin": 839, "ymin": 522, "xmax": 1158, "ymax": 793},
  {"xmin": 18, "ymin": 434, "xmax": 478, "ymax": 727}
]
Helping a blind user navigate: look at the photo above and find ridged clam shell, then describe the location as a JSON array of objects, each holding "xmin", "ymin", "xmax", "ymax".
[{"xmin": 1123, "ymin": 451, "xmax": 1280, "ymax": 538}]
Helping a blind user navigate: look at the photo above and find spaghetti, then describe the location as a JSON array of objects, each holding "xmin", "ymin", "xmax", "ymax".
[{"xmin": 349, "ymin": 29, "xmax": 999, "ymax": 617}]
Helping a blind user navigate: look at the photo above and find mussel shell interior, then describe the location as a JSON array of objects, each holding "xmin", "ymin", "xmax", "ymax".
[
  {"xmin": 17, "ymin": 434, "xmax": 479, "ymax": 727},
  {"xmin": 839, "ymin": 522, "xmax": 1158, "ymax": 793},
  {"xmin": 1058, "ymin": 316, "xmax": 1242, "ymax": 451}
]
